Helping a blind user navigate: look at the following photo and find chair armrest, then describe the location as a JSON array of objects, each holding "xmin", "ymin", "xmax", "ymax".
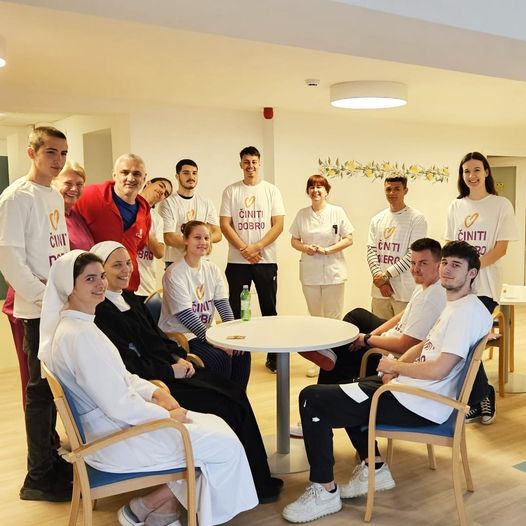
[
  {"xmin": 67, "ymin": 418, "xmax": 191, "ymax": 461},
  {"xmin": 150, "ymin": 379, "xmax": 170, "ymax": 392},
  {"xmin": 187, "ymin": 354, "xmax": 205, "ymax": 369},
  {"xmin": 165, "ymin": 331, "xmax": 190, "ymax": 353},
  {"xmin": 372, "ymin": 382, "xmax": 468, "ymax": 412},
  {"xmin": 359, "ymin": 348, "xmax": 400, "ymax": 378}
]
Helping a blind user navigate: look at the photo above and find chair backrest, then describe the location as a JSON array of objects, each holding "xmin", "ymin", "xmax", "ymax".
[
  {"xmin": 42, "ymin": 363, "xmax": 87, "ymax": 447},
  {"xmin": 144, "ymin": 290, "xmax": 162, "ymax": 324},
  {"xmin": 457, "ymin": 334, "xmax": 489, "ymax": 405}
]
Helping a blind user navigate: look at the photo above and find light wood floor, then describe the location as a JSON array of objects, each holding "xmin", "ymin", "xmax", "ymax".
[{"xmin": 2, "ymin": 309, "xmax": 526, "ymax": 526}]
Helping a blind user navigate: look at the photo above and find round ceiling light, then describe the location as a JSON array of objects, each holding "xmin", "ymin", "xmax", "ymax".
[{"xmin": 330, "ymin": 81, "xmax": 407, "ymax": 109}]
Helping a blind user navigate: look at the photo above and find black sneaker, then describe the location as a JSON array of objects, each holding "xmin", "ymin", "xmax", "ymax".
[
  {"xmin": 258, "ymin": 477, "xmax": 284, "ymax": 504},
  {"xmin": 265, "ymin": 357, "xmax": 277, "ymax": 374},
  {"xmin": 20, "ymin": 472, "xmax": 72, "ymax": 502},
  {"xmin": 480, "ymin": 384, "xmax": 496, "ymax": 425},
  {"xmin": 53, "ymin": 453, "xmax": 73, "ymax": 483},
  {"xmin": 465, "ymin": 403, "xmax": 482, "ymax": 423}
]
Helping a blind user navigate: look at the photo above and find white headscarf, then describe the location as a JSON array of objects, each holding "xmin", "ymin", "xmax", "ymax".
[
  {"xmin": 38, "ymin": 249, "xmax": 86, "ymax": 366},
  {"xmin": 90, "ymin": 241, "xmax": 131, "ymax": 310},
  {"xmin": 90, "ymin": 240, "xmax": 126, "ymax": 264}
]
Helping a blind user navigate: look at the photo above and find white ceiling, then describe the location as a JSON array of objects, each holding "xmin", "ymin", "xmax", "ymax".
[{"xmin": 1, "ymin": 0, "xmax": 526, "ymax": 132}]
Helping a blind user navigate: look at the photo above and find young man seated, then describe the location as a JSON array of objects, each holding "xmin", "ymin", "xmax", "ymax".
[
  {"xmin": 282, "ymin": 241, "xmax": 492, "ymax": 524},
  {"xmin": 319, "ymin": 237, "xmax": 446, "ymax": 385}
]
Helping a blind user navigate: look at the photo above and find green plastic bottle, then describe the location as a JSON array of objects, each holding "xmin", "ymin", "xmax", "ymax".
[{"xmin": 240, "ymin": 285, "xmax": 251, "ymax": 321}]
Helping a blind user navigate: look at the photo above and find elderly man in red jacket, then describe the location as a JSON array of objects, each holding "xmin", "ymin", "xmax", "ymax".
[{"xmin": 75, "ymin": 153, "xmax": 151, "ymax": 291}]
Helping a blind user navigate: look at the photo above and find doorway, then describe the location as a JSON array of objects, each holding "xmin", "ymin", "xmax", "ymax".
[{"xmin": 488, "ymin": 156, "xmax": 526, "ymax": 285}]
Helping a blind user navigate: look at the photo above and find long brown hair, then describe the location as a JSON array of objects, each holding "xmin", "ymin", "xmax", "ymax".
[{"xmin": 457, "ymin": 152, "xmax": 497, "ymax": 198}]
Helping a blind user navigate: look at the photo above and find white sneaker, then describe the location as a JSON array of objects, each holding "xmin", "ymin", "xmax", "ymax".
[
  {"xmin": 290, "ymin": 421, "xmax": 303, "ymax": 438},
  {"xmin": 282, "ymin": 483, "xmax": 342, "ymax": 523},
  {"xmin": 340, "ymin": 461, "xmax": 395, "ymax": 498},
  {"xmin": 118, "ymin": 505, "xmax": 144, "ymax": 526}
]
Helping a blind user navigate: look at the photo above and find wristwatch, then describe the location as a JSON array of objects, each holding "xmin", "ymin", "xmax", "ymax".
[{"xmin": 363, "ymin": 333, "xmax": 372, "ymax": 346}]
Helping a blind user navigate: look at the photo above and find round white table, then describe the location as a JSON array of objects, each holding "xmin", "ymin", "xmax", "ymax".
[{"xmin": 206, "ymin": 315, "xmax": 358, "ymax": 473}]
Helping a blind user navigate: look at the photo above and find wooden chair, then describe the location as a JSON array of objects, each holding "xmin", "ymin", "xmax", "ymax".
[
  {"xmin": 42, "ymin": 363, "xmax": 197, "ymax": 526},
  {"xmin": 364, "ymin": 334, "xmax": 489, "ymax": 526},
  {"xmin": 486, "ymin": 306, "xmax": 515, "ymax": 397},
  {"xmin": 144, "ymin": 289, "xmax": 204, "ymax": 367}
]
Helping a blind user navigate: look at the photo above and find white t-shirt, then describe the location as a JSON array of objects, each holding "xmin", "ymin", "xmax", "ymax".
[
  {"xmin": 0, "ymin": 179, "xmax": 69, "ymax": 318},
  {"xmin": 368, "ymin": 206, "xmax": 427, "ymax": 302},
  {"xmin": 383, "ymin": 280, "xmax": 446, "ymax": 341},
  {"xmin": 136, "ymin": 210, "xmax": 163, "ymax": 297},
  {"xmin": 159, "ymin": 259, "xmax": 229, "ymax": 339},
  {"xmin": 392, "ymin": 294, "xmax": 492, "ymax": 424},
  {"xmin": 158, "ymin": 193, "xmax": 219, "ymax": 264},
  {"xmin": 289, "ymin": 203, "xmax": 354, "ymax": 285},
  {"xmin": 445, "ymin": 195, "xmax": 518, "ymax": 301},
  {"xmin": 220, "ymin": 180, "xmax": 285, "ymax": 264}
]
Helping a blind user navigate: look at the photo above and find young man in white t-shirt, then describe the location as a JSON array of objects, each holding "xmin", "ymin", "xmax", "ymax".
[
  {"xmin": 367, "ymin": 176, "xmax": 427, "ymax": 320},
  {"xmin": 136, "ymin": 177, "xmax": 173, "ymax": 300},
  {"xmin": 318, "ymin": 238, "xmax": 446, "ymax": 384},
  {"xmin": 220, "ymin": 146, "xmax": 285, "ymax": 372},
  {"xmin": 158, "ymin": 159, "xmax": 222, "ymax": 266},
  {"xmin": 0, "ymin": 127, "xmax": 71, "ymax": 502},
  {"xmin": 282, "ymin": 241, "xmax": 491, "ymax": 524}
]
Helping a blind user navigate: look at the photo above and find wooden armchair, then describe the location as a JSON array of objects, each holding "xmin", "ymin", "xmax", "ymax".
[
  {"xmin": 364, "ymin": 335, "xmax": 489, "ymax": 526},
  {"xmin": 42, "ymin": 363, "xmax": 197, "ymax": 526},
  {"xmin": 144, "ymin": 289, "xmax": 205, "ymax": 368}
]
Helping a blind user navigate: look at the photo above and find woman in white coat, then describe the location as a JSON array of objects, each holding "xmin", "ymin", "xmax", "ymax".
[
  {"xmin": 290, "ymin": 175, "xmax": 354, "ymax": 320},
  {"xmin": 38, "ymin": 250, "xmax": 257, "ymax": 526},
  {"xmin": 290, "ymin": 175, "xmax": 354, "ymax": 378}
]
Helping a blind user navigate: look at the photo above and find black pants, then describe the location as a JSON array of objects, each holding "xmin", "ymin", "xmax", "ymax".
[
  {"xmin": 23, "ymin": 318, "xmax": 58, "ymax": 481},
  {"xmin": 318, "ymin": 308, "xmax": 386, "ymax": 384},
  {"xmin": 165, "ymin": 369, "xmax": 275, "ymax": 499},
  {"xmin": 469, "ymin": 296, "xmax": 498, "ymax": 405},
  {"xmin": 300, "ymin": 378, "xmax": 434, "ymax": 483},
  {"xmin": 225, "ymin": 263, "xmax": 278, "ymax": 365}
]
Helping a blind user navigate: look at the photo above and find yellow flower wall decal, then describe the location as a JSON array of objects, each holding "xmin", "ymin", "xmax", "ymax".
[{"xmin": 318, "ymin": 158, "xmax": 449, "ymax": 183}]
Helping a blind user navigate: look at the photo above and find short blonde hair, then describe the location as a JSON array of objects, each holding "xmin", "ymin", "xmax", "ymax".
[{"xmin": 57, "ymin": 160, "xmax": 86, "ymax": 182}]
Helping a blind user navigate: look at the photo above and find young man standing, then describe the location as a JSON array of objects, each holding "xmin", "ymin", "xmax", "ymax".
[
  {"xmin": 282, "ymin": 241, "xmax": 491, "ymax": 524},
  {"xmin": 158, "ymin": 159, "xmax": 222, "ymax": 267},
  {"xmin": 75, "ymin": 153, "xmax": 150, "ymax": 291},
  {"xmin": 220, "ymin": 146, "xmax": 285, "ymax": 372},
  {"xmin": 136, "ymin": 177, "xmax": 173, "ymax": 300},
  {"xmin": 367, "ymin": 176, "xmax": 427, "ymax": 320},
  {"xmin": 0, "ymin": 126, "xmax": 71, "ymax": 501}
]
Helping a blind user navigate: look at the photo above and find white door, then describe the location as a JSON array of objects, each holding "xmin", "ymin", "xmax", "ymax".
[{"xmin": 488, "ymin": 156, "xmax": 526, "ymax": 285}]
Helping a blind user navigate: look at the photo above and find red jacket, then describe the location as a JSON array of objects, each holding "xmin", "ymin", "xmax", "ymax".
[{"xmin": 75, "ymin": 180, "xmax": 151, "ymax": 291}]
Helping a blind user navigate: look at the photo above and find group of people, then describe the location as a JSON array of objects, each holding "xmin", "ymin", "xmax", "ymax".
[{"xmin": 0, "ymin": 124, "xmax": 517, "ymax": 525}]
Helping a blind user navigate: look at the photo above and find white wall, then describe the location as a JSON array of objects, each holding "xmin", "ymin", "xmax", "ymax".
[{"xmin": 54, "ymin": 114, "xmax": 130, "ymax": 182}]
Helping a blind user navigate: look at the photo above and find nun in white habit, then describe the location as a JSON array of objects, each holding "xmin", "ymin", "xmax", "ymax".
[{"xmin": 38, "ymin": 250, "xmax": 257, "ymax": 526}]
